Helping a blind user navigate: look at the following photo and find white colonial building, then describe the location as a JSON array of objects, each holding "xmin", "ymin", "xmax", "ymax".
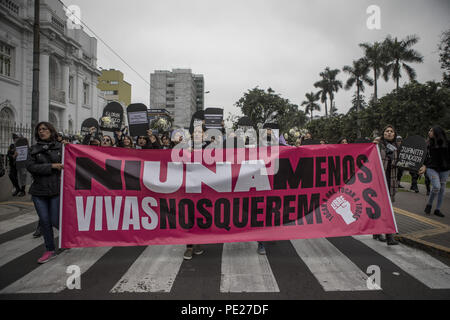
[{"xmin": 0, "ymin": 0, "xmax": 106, "ymax": 137}]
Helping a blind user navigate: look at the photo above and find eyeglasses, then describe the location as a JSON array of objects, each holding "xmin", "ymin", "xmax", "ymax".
[{"xmin": 103, "ymin": 138, "xmax": 111, "ymax": 142}]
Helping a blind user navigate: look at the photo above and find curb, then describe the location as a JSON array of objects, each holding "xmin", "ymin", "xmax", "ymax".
[
  {"xmin": 394, "ymin": 207, "xmax": 450, "ymax": 259},
  {"xmin": 394, "ymin": 235, "xmax": 450, "ymax": 259}
]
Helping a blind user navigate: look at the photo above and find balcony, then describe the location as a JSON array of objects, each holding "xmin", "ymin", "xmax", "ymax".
[{"xmin": 50, "ymin": 89, "xmax": 66, "ymax": 104}]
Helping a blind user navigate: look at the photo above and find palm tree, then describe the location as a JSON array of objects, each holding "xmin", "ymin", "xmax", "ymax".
[
  {"xmin": 324, "ymin": 68, "xmax": 342, "ymax": 116},
  {"xmin": 343, "ymin": 59, "xmax": 374, "ymax": 138},
  {"xmin": 359, "ymin": 41, "xmax": 387, "ymax": 101},
  {"xmin": 314, "ymin": 78, "xmax": 329, "ymax": 117},
  {"xmin": 314, "ymin": 67, "xmax": 342, "ymax": 117},
  {"xmin": 383, "ymin": 35, "xmax": 424, "ymax": 90},
  {"xmin": 301, "ymin": 92, "xmax": 321, "ymax": 122}
]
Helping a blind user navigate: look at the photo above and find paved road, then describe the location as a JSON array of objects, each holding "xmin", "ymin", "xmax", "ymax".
[
  {"xmin": 0, "ymin": 183, "xmax": 449, "ymax": 300},
  {"xmin": 0, "ymin": 211, "xmax": 449, "ymax": 300}
]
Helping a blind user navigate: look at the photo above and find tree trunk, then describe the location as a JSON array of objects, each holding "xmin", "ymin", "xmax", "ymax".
[
  {"xmin": 374, "ymin": 69, "xmax": 378, "ymax": 101},
  {"xmin": 356, "ymin": 83, "xmax": 361, "ymax": 138},
  {"xmin": 324, "ymin": 100, "xmax": 328, "ymax": 118}
]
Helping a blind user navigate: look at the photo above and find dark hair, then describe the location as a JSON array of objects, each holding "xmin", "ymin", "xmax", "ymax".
[
  {"xmin": 121, "ymin": 135, "xmax": 134, "ymax": 148},
  {"xmin": 337, "ymin": 137, "xmax": 348, "ymax": 144},
  {"xmin": 430, "ymin": 126, "xmax": 448, "ymax": 148},
  {"xmin": 34, "ymin": 122, "xmax": 58, "ymax": 142},
  {"xmin": 380, "ymin": 125, "xmax": 397, "ymax": 144}
]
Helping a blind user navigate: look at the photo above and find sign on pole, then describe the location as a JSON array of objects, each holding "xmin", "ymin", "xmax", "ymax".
[
  {"xmin": 81, "ymin": 118, "xmax": 99, "ymax": 137},
  {"xmin": 100, "ymin": 102, "xmax": 123, "ymax": 132},
  {"xmin": 127, "ymin": 103, "xmax": 149, "ymax": 137},
  {"xmin": 397, "ymin": 135, "xmax": 428, "ymax": 172}
]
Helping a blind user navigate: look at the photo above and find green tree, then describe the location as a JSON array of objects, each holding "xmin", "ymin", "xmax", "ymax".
[
  {"xmin": 301, "ymin": 92, "xmax": 321, "ymax": 122},
  {"xmin": 314, "ymin": 67, "xmax": 342, "ymax": 117},
  {"xmin": 234, "ymin": 87, "xmax": 306, "ymax": 133},
  {"xmin": 343, "ymin": 59, "xmax": 373, "ymax": 138},
  {"xmin": 438, "ymin": 29, "xmax": 450, "ymax": 87},
  {"xmin": 359, "ymin": 41, "xmax": 388, "ymax": 101},
  {"xmin": 343, "ymin": 59, "xmax": 374, "ymax": 112},
  {"xmin": 383, "ymin": 35, "xmax": 424, "ymax": 90}
]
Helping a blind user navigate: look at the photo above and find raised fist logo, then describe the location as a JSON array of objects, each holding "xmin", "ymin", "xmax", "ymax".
[{"xmin": 331, "ymin": 196, "xmax": 356, "ymax": 225}]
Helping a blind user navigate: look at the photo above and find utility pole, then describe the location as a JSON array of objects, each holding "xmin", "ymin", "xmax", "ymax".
[{"xmin": 31, "ymin": 0, "xmax": 40, "ymax": 134}]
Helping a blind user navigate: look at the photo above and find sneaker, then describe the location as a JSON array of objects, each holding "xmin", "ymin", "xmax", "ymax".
[
  {"xmin": 434, "ymin": 210, "xmax": 445, "ymax": 218},
  {"xmin": 32, "ymin": 227, "xmax": 41, "ymax": 238},
  {"xmin": 193, "ymin": 245, "xmax": 204, "ymax": 255},
  {"xmin": 257, "ymin": 242, "xmax": 266, "ymax": 255},
  {"xmin": 17, "ymin": 191, "xmax": 25, "ymax": 197},
  {"xmin": 386, "ymin": 234, "xmax": 399, "ymax": 246},
  {"xmin": 183, "ymin": 248, "xmax": 193, "ymax": 260},
  {"xmin": 424, "ymin": 205, "xmax": 432, "ymax": 215},
  {"xmin": 373, "ymin": 234, "xmax": 386, "ymax": 242},
  {"xmin": 37, "ymin": 251, "xmax": 56, "ymax": 264}
]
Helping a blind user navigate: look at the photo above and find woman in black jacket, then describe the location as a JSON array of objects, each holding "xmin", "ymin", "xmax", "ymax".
[
  {"xmin": 420, "ymin": 126, "xmax": 449, "ymax": 217},
  {"xmin": 27, "ymin": 122, "xmax": 63, "ymax": 264}
]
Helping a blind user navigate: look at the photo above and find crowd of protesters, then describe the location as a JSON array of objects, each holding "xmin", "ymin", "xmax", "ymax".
[{"xmin": 3, "ymin": 114, "xmax": 448, "ymax": 264}]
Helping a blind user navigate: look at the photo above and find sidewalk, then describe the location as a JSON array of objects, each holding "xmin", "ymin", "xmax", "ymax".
[
  {"xmin": 393, "ymin": 182, "xmax": 450, "ymax": 258},
  {"xmin": 0, "ymin": 182, "xmax": 449, "ymax": 259}
]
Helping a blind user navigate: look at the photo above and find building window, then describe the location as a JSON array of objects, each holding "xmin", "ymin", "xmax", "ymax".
[
  {"xmin": 0, "ymin": 106, "xmax": 14, "ymax": 123},
  {"xmin": 103, "ymin": 90, "xmax": 118, "ymax": 95},
  {"xmin": 0, "ymin": 42, "xmax": 13, "ymax": 77},
  {"xmin": 69, "ymin": 76, "xmax": 74, "ymax": 101},
  {"xmin": 83, "ymin": 83, "xmax": 90, "ymax": 105}
]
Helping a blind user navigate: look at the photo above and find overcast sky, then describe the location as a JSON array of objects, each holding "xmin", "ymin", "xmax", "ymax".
[{"xmin": 63, "ymin": 0, "xmax": 449, "ymax": 122}]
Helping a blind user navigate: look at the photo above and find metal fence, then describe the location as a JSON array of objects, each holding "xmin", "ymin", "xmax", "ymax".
[{"xmin": 0, "ymin": 120, "xmax": 33, "ymax": 155}]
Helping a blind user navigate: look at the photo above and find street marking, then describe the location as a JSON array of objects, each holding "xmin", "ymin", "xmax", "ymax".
[
  {"xmin": 110, "ymin": 245, "xmax": 185, "ymax": 293},
  {"xmin": 291, "ymin": 238, "xmax": 377, "ymax": 291},
  {"xmin": 0, "ymin": 213, "xmax": 38, "ymax": 235},
  {"xmin": 354, "ymin": 235, "xmax": 450, "ymax": 289},
  {"xmin": 394, "ymin": 207, "xmax": 449, "ymax": 229},
  {"xmin": 0, "ymin": 202, "xmax": 34, "ymax": 206},
  {"xmin": 0, "ymin": 233, "xmax": 43, "ymax": 267},
  {"xmin": 221, "ymin": 242, "xmax": 280, "ymax": 293},
  {"xmin": 0, "ymin": 247, "xmax": 111, "ymax": 293}
]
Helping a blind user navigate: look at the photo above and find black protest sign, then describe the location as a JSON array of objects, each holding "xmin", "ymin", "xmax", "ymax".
[
  {"xmin": 237, "ymin": 116, "xmax": 253, "ymax": 128},
  {"xmin": 127, "ymin": 103, "xmax": 149, "ymax": 137},
  {"xmin": 15, "ymin": 138, "xmax": 29, "ymax": 169},
  {"xmin": 81, "ymin": 118, "xmax": 99, "ymax": 137},
  {"xmin": 100, "ymin": 102, "xmax": 123, "ymax": 132},
  {"xmin": 204, "ymin": 108, "xmax": 224, "ymax": 129},
  {"xmin": 301, "ymin": 139, "xmax": 321, "ymax": 146},
  {"xmin": 397, "ymin": 135, "xmax": 428, "ymax": 172}
]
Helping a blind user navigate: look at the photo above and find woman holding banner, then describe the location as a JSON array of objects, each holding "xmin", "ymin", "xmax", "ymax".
[
  {"xmin": 27, "ymin": 122, "xmax": 63, "ymax": 264},
  {"xmin": 373, "ymin": 125, "xmax": 400, "ymax": 245},
  {"xmin": 421, "ymin": 126, "xmax": 449, "ymax": 218}
]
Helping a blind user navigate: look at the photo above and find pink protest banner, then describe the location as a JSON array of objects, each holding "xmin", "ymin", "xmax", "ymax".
[{"xmin": 59, "ymin": 143, "xmax": 397, "ymax": 248}]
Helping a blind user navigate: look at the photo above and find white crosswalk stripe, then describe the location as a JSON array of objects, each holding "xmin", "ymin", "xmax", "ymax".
[
  {"xmin": 110, "ymin": 245, "xmax": 185, "ymax": 293},
  {"xmin": 0, "ymin": 213, "xmax": 38, "ymax": 235},
  {"xmin": 0, "ymin": 247, "xmax": 111, "ymax": 294},
  {"xmin": 0, "ymin": 233, "xmax": 42, "ymax": 268},
  {"xmin": 354, "ymin": 235, "xmax": 450, "ymax": 289},
  {"xmin": 1, "ymin": 211, "xmax": 450, "ymax": 294},
  {"xmin": 291, "ymin": 238, "xmax": 378, "ymax": 291},
  {"xmin": 221, "ymin": 242, "xmax": 279, "ymax": 293}
]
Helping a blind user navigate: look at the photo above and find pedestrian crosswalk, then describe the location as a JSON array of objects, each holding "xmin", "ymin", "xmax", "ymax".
[{"xmin": 0, "ymin": 211, "xmax": 450, "ymax": 296}]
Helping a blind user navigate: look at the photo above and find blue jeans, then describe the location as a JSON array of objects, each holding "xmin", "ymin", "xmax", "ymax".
[
  {"xmin": 32, "ymin": 195, "xmax": 60, "ymax": 251},
  {"xmin": 426, "ymin": 169, "xmax": 449, "ymax": 211}
]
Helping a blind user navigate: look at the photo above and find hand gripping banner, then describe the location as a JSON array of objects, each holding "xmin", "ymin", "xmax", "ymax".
[{"xmin": 59, "ymin": 143, "xmax": 397, "ymax": 248}]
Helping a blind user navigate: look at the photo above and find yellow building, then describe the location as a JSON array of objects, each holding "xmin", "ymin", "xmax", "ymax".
[{"xmin": 97, "ymin": 69, "xmax": 131, "ymax": 106}]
